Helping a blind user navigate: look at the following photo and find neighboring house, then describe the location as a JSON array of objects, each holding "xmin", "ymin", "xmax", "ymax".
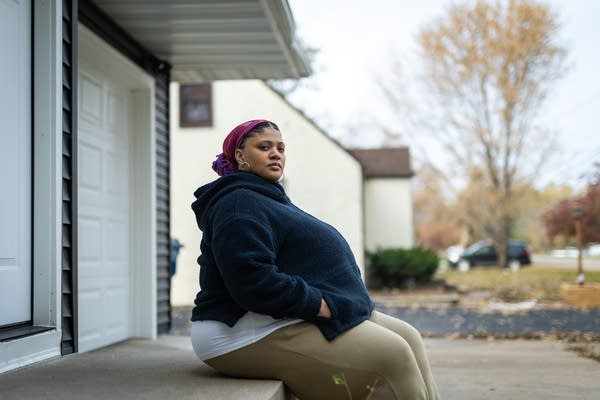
[
  {"xmin": 349, "ymin": 148, "xmax": 415, "ymax": 251},
  {"xmin": 170, "ymin": 80, "xmax": 364, "ymax": 306},
  {"xmin": 0, "ymin": 0, "xmax": 309, "ymax": 373}
]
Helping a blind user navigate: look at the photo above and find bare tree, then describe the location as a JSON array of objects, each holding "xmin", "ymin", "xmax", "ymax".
[
  {"xmin": 406, "ymin": 0, "xmax": 568, "ymax": 267},
  {"xmin": 267, "ymin": 43, "xmax": 320, "ymax": 98},
  {"xmin": 413, "ymin": 164, "xmax": 464, "ymax": 251}
]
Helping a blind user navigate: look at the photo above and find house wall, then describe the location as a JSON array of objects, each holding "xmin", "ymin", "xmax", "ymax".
[
  {"xmin": 364, "ymin": 178, "xmax": 414, "ymax": 251},
  {"xmin": 2, "ymin": 0, "xmax": 167, "ymax": 372},
  {"xmin": 169, "ymin": 80, "xmax": 364, "ymax": 306}
]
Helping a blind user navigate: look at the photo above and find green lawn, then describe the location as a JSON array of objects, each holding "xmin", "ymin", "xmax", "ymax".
[{"xmin": 437, "ymin": 265, "xmax": 600, "ymax": 302}]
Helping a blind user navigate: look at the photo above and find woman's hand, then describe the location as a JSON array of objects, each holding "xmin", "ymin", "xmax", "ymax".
[{"xmin": 317, "ymin": 299, "xmax": 332, "ymax": 318}]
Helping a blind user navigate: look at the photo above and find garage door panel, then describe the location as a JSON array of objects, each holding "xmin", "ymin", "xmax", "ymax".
[
  {"xmin": 78, "ymin": 256, "xmax": 103, "ymax": 279},
  {"xmin": 79, "ymin": 143, "xmax": 102, "ymax": 191},
  {"xmin": 106, "ymin": 286, "xmax": 128, "ymax": 323},
  {"xmin": 106, "ymin": 90, "xmax": 125, "ymax": 132},
  {"xmin": 78, "ymin": 63, "xmax": 131, "ymax": 352},
  {"xmin": 80, "ymin": 73, "xmax": 103, "ymax": 126},
  {"xmin": 106, "ymin": 151, "xmax": 129, "ymax": 197},
  {"xmin": 79, "ymin": 217, "xmax": 102, "ymax": 262},
  {"xmin": 106, "ymin": 325, "xmax": 126, "ymax": 340},
  {"xmin": 106, "ymin": 220, "xmax": 128, "ymax": 263},
  {"xmin": 78, "ymin": 288, "xmax": 103, "ymax": 343}
]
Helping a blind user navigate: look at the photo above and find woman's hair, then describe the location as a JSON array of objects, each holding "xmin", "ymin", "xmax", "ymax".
[
  {"xmin": 212, "ymin": 119, "xmax": 280, "ymax": 176},
  {"xmin": 238, "ymin": 121, "xmax": 280, "ymax": 149}
]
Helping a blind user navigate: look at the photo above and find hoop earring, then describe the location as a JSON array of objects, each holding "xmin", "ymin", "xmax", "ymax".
[{"xmin": 240, "ymin": 161, "xmax": 251, "ymax": 171}]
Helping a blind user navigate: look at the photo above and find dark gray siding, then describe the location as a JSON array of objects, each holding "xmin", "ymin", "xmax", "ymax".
[
  {"xmin": 155, "ymin": 71, "xmax": 172, "ymax": 334},
  {"xmin": 61, "ymin": 0, "xmax": 78, "ymax": 355}
]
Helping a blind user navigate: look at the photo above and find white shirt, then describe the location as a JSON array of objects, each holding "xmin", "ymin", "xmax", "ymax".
[{"xmin": 190, "ymin": 312, "xmax": 303, "ymax": 361}]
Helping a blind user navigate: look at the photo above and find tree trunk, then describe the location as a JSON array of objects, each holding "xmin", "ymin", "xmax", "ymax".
[{"xmin": 496, "ymin": 214, "xmax": 511, "ymax": 268}]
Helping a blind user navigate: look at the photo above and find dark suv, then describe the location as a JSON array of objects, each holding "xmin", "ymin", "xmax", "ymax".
[{"xmin": 454, "ymin": 240, "xmax": 531, "ymax": 269}]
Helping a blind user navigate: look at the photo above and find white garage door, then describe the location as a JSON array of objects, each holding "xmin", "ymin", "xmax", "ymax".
[
  {"xmin": 78, "ymin": 64, "xmax": 132, "ymax": 352},
  {"xmin": 0, "ymin": 0, "xmax": 31, "ymax": 327}
]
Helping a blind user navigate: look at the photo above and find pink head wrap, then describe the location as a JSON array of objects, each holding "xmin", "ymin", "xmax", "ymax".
[{"xmin": 212, "ymin": 119, "xmax": 276, "ymax": 176}]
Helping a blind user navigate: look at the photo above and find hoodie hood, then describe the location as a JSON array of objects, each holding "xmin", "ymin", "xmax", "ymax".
[{"xmin": 191, "ymin": 171, "xmax": 289, "ymax": 231}]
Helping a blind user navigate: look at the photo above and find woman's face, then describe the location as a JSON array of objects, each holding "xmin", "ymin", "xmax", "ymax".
[{"xmin": 235, "ymin": 128, "xmax": 286, "ymax": 182}]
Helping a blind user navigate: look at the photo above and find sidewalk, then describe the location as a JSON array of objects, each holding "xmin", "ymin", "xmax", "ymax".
[
  {"xmin": 1, "ymin": 335, "xmax": 598, "ymax": 399},
  {"xmin": 427, "ymin": 338, "xmax": 599, "ymax": 399}
]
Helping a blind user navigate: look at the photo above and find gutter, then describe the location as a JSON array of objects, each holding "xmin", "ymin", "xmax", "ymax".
[{"xmin": 260, "ymin": 0, "xmax": 312, "ymax": 78}]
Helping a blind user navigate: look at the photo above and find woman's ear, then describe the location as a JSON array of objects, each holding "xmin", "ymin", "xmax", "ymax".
[{"xmin": 234, "ymin": 148, "xmax": 245, "ymax": 166}]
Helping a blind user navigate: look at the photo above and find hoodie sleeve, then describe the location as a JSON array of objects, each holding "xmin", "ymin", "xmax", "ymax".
[{"xmin": 211, "ymin": 213, "xmax": 323, "ymax": 320}]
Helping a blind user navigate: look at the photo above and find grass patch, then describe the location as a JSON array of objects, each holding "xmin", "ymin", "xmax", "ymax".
[{"xmin": 437, "ymin": 265, "xmax": 600, "ymax": 302}]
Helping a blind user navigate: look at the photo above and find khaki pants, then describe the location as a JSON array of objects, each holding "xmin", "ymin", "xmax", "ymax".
[{"xmin": 205, "ymin": 311, "xmax": 439, "ymax": 400}]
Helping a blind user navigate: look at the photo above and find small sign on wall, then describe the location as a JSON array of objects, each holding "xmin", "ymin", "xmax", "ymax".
[{"xmin": 179, "ymin": 83, "xmax": 212, "ymax": 127}]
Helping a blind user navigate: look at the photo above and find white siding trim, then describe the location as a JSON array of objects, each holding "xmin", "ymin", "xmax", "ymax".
[
  {"xmin": 0, "ymin": 330, "xmax": 61, "ymax": 374},
  {"xmin": 130, "ymin": 88, "xmax": 157, "ymax": 339},
  {"xmin": 33, "ymin": 0, "xmax": 62, "ymax": 330}
]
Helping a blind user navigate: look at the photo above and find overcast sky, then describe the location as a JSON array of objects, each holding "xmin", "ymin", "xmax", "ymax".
[{"xmin": 287, "ymin": 0, "xmax": 600, "ymax": 189}]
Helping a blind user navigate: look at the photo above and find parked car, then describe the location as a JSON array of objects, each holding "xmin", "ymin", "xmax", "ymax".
[
  {"xmin": 453, "ymin": 239, "xmax": 531, "ymax": 270},
  {"xmin": 445, "ymin": 245, "xmax": 465, "ymax": 264}
]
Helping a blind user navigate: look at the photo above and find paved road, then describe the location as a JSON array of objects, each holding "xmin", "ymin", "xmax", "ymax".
[
  {"xmin": 533, "ymin": 254, "xmax": 600, "ymax": 270},
  {"xmin": 171, "ymin": 305, "xmax": 600, "ymax": 338}
]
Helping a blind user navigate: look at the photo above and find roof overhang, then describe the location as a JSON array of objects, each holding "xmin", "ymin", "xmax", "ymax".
[
  {"xmin": 348, "ymin": 148, "xmax": 415, "ymax": 178},
  {"xmin": 92, "ymin": 0, "xmax": 312, "ymax": 82}
]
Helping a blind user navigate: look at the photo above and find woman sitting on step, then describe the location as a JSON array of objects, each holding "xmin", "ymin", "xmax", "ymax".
[{"xmin": 189, "ymin": 119, "xmax": 440, "ymax": 400}]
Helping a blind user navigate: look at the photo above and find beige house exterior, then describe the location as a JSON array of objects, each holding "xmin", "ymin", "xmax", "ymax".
[
  {"xmin": 350, "ymin": 149, "xmax": 415, "ymax": 251},
  {"xmin": 170, "ymin": 80, "xmax": 364, "ymax": 306}
]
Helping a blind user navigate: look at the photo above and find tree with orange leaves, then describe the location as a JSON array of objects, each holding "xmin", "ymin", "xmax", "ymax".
[{"xmin": 412, "ymin": 0, "xmax": 568, "ymax": 267}]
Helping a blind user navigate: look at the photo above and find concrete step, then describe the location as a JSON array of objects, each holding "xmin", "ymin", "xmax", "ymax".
[
  {"xmin": 0, "ymin": 336, "xmax": 289, "ymax": 400},
  {"xmin": 3, "ymin": 335, "xmax": 600, "ymax": 400}
]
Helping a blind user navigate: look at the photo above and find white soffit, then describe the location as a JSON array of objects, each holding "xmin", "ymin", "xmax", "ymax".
[{"xmin": 92, "ymin": 0, "xmax": 312, "ymax": 82}]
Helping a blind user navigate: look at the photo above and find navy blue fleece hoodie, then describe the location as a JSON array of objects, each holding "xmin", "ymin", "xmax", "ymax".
[{"xmin": 190, "ymin": 171, "xmax": 374, "ymax": 341}]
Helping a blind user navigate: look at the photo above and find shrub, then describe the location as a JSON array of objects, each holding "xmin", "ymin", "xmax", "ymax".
[{"xmin": 367, "ymin": 247, "xmax": 439, "ymax": 289}]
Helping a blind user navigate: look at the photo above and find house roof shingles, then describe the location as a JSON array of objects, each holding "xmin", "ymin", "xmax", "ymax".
[{"xmin": 348, "ymin": 148, "xmax": 414, "ymax": 178}]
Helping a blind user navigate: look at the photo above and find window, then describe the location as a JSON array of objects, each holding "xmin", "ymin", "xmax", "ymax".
[{"xmin": 179, "ymin": 83, "xmax": 212, "ymax": 127}]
